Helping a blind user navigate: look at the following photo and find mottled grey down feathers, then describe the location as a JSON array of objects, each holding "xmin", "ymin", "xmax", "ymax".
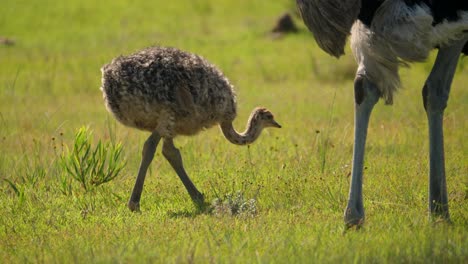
[{"xmin": 101, "ymin": 47, "xmax": 237, "ymax": 137}]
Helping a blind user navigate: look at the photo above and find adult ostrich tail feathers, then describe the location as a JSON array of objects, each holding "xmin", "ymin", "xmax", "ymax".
[{"xmin": 296, "ymin": 0, "xmax": 361, "ymax": 57}]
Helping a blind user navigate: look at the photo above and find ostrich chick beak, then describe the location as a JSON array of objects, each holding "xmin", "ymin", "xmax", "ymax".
[{"xmin": 271, "ymin": 120, "xmax": 282, "ymax": 128}]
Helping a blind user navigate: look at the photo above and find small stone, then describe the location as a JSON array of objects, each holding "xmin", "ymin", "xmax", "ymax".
[
  {"xmin": 272, "ymin": 13, "xmax": 298, "ymax": 34},
  {"xmin": 0, "ymin": 37, "xmax": 15, "ymax": 46}
]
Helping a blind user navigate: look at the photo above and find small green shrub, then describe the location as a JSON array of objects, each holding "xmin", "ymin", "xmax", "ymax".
[{"xmin": 61, "ymin": 126, "xmax": 126, "ymax": 192}]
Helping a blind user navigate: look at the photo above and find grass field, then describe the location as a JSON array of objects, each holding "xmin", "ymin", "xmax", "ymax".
[{"xmin": 1, "ymin": 0, "xmax": 467, "ymax": 262}]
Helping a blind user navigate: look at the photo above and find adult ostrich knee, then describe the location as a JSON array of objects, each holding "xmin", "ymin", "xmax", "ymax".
[{"xmin": 296, "ymin": 0, "xmax": 468, "ymax": 227}]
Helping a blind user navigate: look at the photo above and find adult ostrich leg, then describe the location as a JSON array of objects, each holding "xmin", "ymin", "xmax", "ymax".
[{"xmin": 296, "ymin": 0, "xmax": 468, "ymax": 227}]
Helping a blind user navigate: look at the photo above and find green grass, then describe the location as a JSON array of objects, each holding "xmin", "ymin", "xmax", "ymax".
[{"xmin": 1, "ymin": 0, "xmax": 467, "ymax": 262}]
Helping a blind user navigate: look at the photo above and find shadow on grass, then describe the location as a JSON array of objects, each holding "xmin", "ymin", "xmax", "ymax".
[{"xmin": 167, "ymin": 201, "xmax": 213, "ymax": 219}]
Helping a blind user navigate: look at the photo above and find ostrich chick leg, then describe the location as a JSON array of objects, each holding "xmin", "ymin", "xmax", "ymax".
[
  {"xmin": 344, "ymin": 75, "xmax": 380, "ymax": 228},
  {"xmin": 128, "ymin": 132, "xmax": 161, "ymax": 212},
  {"xmin": 162, "ymin": 138, "xmax": 204, "ymax": 204},
  {"xmin": 422, "ymin": 37, "xmax": 467, "ymax": 220}
]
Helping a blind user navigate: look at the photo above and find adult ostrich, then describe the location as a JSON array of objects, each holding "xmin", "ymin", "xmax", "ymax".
[{"xmin": 296, "ymin": 0, "xmax": 468, "ymax": 227}]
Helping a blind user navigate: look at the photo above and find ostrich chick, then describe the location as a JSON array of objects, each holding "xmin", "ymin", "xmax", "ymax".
[{"xmin": 101, "ymin": 47, "xmax": 281, "ymax": 211}]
